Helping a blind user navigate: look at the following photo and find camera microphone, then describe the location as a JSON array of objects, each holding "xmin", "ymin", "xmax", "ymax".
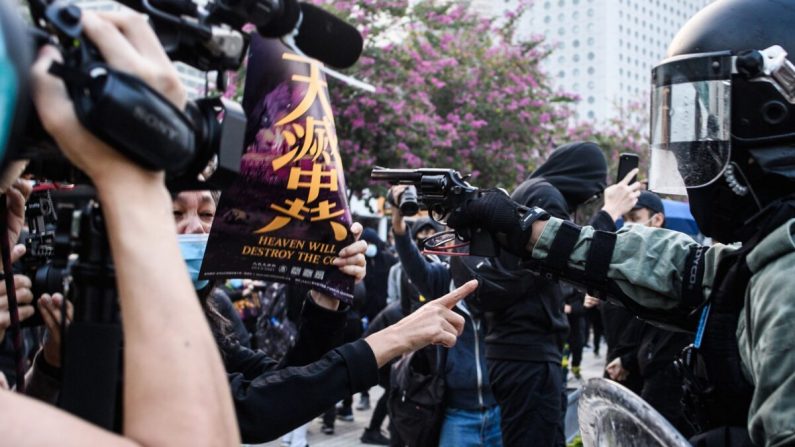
[
  {"xmin": 258, "ymin": 2, "xmax": 364, "ymax": 69},
  {"xmin": 120, "ymin": 0, "xmax": 363, "ymax": 69}
]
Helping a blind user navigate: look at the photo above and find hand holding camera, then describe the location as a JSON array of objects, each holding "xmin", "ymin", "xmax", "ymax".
[{"xmin": 31, "ymin": 11, "xmax": 184, "ymax": 188}]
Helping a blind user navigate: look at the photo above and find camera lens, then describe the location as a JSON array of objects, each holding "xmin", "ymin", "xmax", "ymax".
[{"xmin": 399, "ymin": 186, "xmax": 419, "ymax": 216}]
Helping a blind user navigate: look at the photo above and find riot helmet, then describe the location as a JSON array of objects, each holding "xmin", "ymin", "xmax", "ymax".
[{"xmin": 648, "ymin": 0, "xmax": 795, "ymax": 242}]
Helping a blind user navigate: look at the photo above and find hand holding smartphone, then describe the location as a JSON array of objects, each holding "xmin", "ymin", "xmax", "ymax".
[{"xmin": 617, "ymin": 153, "xmax": 640, "ymax": 184}]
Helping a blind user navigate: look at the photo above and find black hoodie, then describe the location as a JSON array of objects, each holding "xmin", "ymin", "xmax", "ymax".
[
  {"xmin": 525, "ymin": 141, "xmax": 607, "ymax": 211},
  {"xmin": 477, "ymin": 142, "xmax": 608, "ymax": 363}
]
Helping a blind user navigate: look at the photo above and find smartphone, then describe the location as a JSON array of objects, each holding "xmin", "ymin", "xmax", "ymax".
[{"xmin": 617, "ymin": 153, "xmax": 639, "ymax": 184}]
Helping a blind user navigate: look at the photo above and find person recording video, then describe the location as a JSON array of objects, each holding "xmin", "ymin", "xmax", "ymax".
[
  {"xmin": 0, "ymin": 8, "xmax": 477, "ymax": 444},
  {"xmin": 1, "ymin": 9, "xmax": 241, "ymax": 446}
]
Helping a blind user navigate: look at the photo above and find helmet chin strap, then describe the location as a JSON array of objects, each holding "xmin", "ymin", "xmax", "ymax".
[{"xmin": 724, "ymin": 162, "xmax": 762, "ymax": 210}]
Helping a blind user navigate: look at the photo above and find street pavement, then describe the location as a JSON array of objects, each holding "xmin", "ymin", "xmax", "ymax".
[{"xmin": 253, "ymin": 342, "xmax": 607, "ymax": 447}]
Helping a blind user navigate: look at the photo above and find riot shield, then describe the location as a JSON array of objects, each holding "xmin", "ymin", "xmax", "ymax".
[{"xmin": 578, "ymin": 378, "xmax": 690, "ymax": 447}]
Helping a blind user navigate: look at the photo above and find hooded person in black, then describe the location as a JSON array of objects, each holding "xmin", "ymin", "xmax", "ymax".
[
  {"xmin": 361, "ymin": 228, "xmax": 398, "ymax": 322},
  {"xmin": 470, "ymin": 142, "xmax": 607, "ymax": 447}
]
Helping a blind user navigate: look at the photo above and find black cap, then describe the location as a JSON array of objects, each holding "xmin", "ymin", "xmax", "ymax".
[{"xmin": 632, "ymin": 191, "xmax": 664, "ymax": 215}]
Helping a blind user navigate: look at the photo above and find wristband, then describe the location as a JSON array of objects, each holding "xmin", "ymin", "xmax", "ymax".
[{"xmin": 519, "ymin": 206, "xmax": 551, "ymax": 232}]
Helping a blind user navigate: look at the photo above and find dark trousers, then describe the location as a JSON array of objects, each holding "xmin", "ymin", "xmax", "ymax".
[
  {"xmin": 568, "ymin": 314, "xmax": 586, "ymax": 367},
  {"xmin": 585, "ymin": 307, "xmax": 604, "ymax": 354},
  {"xmin": 322, "ymin": 395, "xmax": 352, "ymax": 427},
  {"xmin": 368, "ymin": 389, "xmax": 389, "ymax": 431},
  {"xmin": 488, "ymin": 360, "xmax": 565, "ymax": 447},
  {"xmin": 642, "ymin": 365, "xmax": 694, "ymax": 438}
]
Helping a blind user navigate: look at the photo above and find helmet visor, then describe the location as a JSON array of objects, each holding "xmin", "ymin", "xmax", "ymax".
[{"xmin": 649, "ymin": 54, "xmax": 733, "ymax": 196}]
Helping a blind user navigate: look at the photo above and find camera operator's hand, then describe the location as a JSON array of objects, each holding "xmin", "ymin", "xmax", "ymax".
[
  {"xmin": 602, "ymin": 169, "xmax": 642, "ymax": 222},
  {"xmin": 447, "ymin": 189, "xmax": 542, "ymax": 256},
  {"xmin": 364, "ymin": 280, "xmax": 476, "ymax": 367},
  {"xmin": 311, "ymin": 222, "xmax": 367, "ymax": 311},
  {"xmin": 0, "ymin": 248, "xmax": 35, "ymax": 342},
  {"xmin": 38, "ymin": 293, "xmax": 73, "ymax": 368},
  {"xmin": 389, "ymin": 185, "xmax": 409, "ymax": 236},
  {"xmin": 31, "ymin": 11, "xmax": 185, "ymax": 186}
]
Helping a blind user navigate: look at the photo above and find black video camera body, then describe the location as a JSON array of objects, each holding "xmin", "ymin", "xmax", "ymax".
[{"xmin": 18, "ymin": 0, "xmax": 248, "ymax": 191}]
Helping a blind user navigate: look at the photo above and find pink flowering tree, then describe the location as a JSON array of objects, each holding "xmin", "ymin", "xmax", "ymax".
[
  {"xmin": 308, "ymin": 0, "xmax": 581, "ymax": 192},
  {"xmin": 222, "ymin": 1, "xmax": 651, "ymax": 193}
]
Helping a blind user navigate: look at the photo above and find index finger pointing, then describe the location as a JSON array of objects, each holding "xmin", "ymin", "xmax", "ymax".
[{"xmin": 435, "ymin": 280, "xmax": 478, "ymax": 309}]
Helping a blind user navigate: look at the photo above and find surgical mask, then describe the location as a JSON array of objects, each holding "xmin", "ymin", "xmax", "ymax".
[
  {"xmin": 625, "ymin": 217, "xmax": 654, "ymax": 227},
  {"xmin": 227, "ymin": 278, "xmax": 244, "ymax": 289},
  {"xmin": 365, "ymin": 244, "xmax": 378, "ymax": 258},
  {"xmin": 178, "ymin": 233, "xmax": 209, "ymax": 290}
]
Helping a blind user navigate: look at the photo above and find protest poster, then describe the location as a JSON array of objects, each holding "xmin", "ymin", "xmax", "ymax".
[{"xmin": 201, "ymin": 35, "xmax": 355, "ymax": 303}]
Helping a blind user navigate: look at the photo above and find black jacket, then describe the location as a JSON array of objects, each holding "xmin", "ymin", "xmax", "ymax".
[
  {"xmin": 393, "ymin": 231, "xmax": 497, "ymax": 411},
  {"xmin": 225, "ymin": 296, "xmax": 379, "ymax": 443},
  {"xmin": 480, "ymin": 143, "xmax": 608, "ymax": 363},
  {"xmin": 361, "ymin": 229, "xmax": 398, "ymax": 321}
]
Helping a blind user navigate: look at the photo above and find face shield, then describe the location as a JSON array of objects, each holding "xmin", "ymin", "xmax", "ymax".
[
  {"xmin": 649, "ymin": 46, "xmax": 795, "ymax": 196},
  {"xmin": 649, "ymin": 52, "xmax": 733, "ymax": 196}
]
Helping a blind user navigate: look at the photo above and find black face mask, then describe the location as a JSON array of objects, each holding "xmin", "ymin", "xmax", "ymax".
[{"xmin": 687, "ymin": 176, "xmax": 759, "ymax": 243}]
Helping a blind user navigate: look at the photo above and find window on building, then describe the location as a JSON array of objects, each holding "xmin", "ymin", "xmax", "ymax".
[
  {"xmin": 588, "ymin": 52, "xmax": 595, "ymax": 60},
  {"xmin": 588, "ymin": 96, "xmax": 595, "ymax": 104},
  {"xmin": 588, "ymin": 111, "xmax": 595, "ymax": 119},
  {"xmin": 573, "ymin": 39, "xmax": 580, "ymax": 48},
  {"xmin": 588, "ymin": 67, "xmax": 595, "ymax": 74}
]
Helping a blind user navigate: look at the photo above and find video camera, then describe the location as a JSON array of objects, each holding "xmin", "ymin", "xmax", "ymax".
[
  {"xmin": 371, "ymin": 167, "xmax": 499, "ymax": 257},
  {"xmin": 15, "ymin": 0, "xmax": 362, "ymax": 191},
  {"xmin": 8, "ymin": 0, "xmax": 363, "ymax": 321}
]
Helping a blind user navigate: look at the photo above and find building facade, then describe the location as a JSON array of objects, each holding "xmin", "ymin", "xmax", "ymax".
[{"xmin": 471, "ymin": 0, "xmax": 713, "ymax": 122}]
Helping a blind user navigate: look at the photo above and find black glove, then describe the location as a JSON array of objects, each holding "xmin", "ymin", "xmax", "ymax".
[{"xmin": 447, "ymin": 189, "xmax": 534, "ymax": 258}]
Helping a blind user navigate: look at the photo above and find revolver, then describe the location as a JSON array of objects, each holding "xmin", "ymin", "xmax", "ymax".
[{"xmin": 370, "ymin": 167, "xmax": 498, "ymax": 257}]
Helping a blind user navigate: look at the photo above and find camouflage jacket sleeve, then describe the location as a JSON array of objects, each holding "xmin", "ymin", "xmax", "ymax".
[
  {"xmin": 529, "ymin": 217, "xmax": 736, "ymax": 329},
  {"xmin": 739, "ymin": 222, "xmax": 795, "ymax": 447}
]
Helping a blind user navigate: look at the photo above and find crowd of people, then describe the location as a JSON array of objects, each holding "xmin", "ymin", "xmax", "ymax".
[{"xmin": 1, "ymin": 0, "xmax": 795, "ymax": 447}]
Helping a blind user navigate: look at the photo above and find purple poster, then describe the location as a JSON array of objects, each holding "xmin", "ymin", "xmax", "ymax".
[{"xmin": 201, "ymin": 36, "xmax": 354, "ymax": 302}]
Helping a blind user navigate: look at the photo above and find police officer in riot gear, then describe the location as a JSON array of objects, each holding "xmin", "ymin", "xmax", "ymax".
[{"xmin": 446, "ymin": 1, "xmax": 795, "ymax": 445}]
